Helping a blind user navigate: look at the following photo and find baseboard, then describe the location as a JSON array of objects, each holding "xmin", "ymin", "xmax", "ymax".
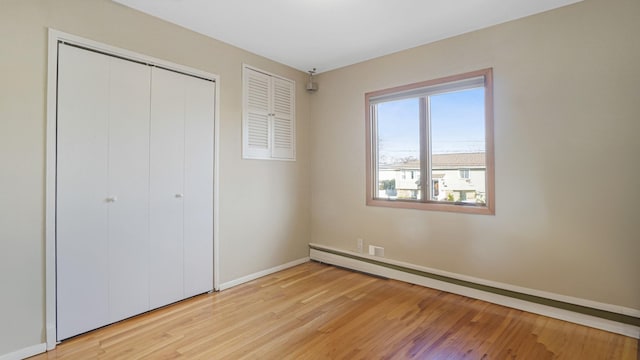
[
  {"xmin": 309, "ymin": 245, "xmax": 640, "ymax": 339},
  {"xmin": 0, "ymin": 343, "xmax": 46, "ymax": 360},
  {"xmin": 219, "ymin": 257, "xmax": 310, "ymax": 291}
]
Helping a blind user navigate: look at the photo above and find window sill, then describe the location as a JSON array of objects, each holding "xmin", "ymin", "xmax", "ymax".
[{"xmin": 367, "ymin": 198, "xmax": 495, "ymax": 215}]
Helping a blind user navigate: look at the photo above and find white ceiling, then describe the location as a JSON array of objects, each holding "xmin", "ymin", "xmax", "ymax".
[{"xmin": 112, "ymin": 0, "xmax": 581, "ymax": 73}]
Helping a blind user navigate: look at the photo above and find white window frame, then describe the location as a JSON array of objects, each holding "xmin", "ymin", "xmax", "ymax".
[{"xmin": 365, "ymin": 68, "xmax": 495, "ymax": 215}]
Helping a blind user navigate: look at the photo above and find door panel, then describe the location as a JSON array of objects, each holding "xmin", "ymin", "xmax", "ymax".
[
  {"xmin": 149, "ymin": 67, "xmax": 185, "ymax": 308},
  {"xmin": 56, "ymin": 44, "xmax": 110, "ymax": 340},
  {"xmin": 107, "ymin": 56, "xmax": 151, "ymax": 322},
  {"xmin": 183, "ymin": 76, "xmax": 215, "ymax": 297}
]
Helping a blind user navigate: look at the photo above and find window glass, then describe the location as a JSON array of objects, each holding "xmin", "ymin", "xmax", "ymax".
[
  {"xmin": 376, "ymin": 98, "xmax": 421, "ymax": 200},
  {"xmin": 430, "ymin": 88, "xmax": 485, "ymax": 204}
]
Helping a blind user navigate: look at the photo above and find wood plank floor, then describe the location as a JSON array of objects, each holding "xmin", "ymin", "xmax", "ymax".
[{"xmin": 32, "ymin": 261, "xmax": 638, "ymax": 359}]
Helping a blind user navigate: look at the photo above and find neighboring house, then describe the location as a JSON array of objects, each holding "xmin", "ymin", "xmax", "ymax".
[{"xmin": 378, "ymin": 152, "xmax": 486, "ymax": 203}]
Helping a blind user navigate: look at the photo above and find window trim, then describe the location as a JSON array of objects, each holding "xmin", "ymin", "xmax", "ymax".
[{"xmin": 365, "ymin": 68, "xmax": 495, "ymax": 215}]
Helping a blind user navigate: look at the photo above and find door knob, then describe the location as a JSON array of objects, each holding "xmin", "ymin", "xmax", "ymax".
[
  {"xmin": 175, "ymin": 193, "xmax": 184, "ymax": 198},
  {"xmin": 106, "ymin": 196, "xmax": 117, "ymax": 203}
]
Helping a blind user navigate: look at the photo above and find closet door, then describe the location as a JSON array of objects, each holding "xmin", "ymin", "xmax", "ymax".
[
  {"xmin": 57, "ymin": 44, "xmax": 110, "ymax": 340},
  {"xmin": 56, "ymin": 44, "xmax": 151, "ymax": 340},
  {"xmin": 149, "ymin": 68, "xmax": 214, "ymax": 307},
  {"xmin": 107, "ymin": 55, "xmax": 151, "ymax": 323},
  {"xmin": 149, "ymin": 68, "xmax": 186, "ymax": 308},
  {"xmin": 183, "ymin": 75, "xmax": 215, "ymax": 297}
]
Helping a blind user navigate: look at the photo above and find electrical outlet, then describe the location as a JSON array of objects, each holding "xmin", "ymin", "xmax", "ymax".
[
  {"xmin": 356, "ymin": 238, "xmax": 363, "ymax": 253},
  {"xmin": 368, "ymin": 245, "xmax": 385, "ymax": 257}
]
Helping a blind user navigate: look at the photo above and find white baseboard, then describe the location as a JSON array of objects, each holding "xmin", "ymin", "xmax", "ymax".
[
  {"xmin": 0, "ymin": 343, "xmax": 46, "ymax": 360},
  {"xmin": 310, "ymin": 246, "xmax": 640, "ymax": 339},
  {"xmin": 219, "ymin": 257, "xmax": 310, "ymax": 291}
]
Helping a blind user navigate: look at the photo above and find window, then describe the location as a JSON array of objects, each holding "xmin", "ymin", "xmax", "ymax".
[
  {"xmin": 365, "ymin": 68, "xmax": 494, "ymax": 214},
  {"xmin": 243, "ymin": 65, "xmax": 295, "ymax": 160}
]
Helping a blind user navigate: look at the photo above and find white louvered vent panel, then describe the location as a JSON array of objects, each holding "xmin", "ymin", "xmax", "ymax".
[
  {"xmin": 247, "ymin": 113, "xmax": 269, "ymax": 149},
  {"xmin": 273, "ymin": 79, "xmax": 293, "ymax": 116},
  {"xmin": 247, "ymin": 76, "xmax": 269, "ymax": 112},
  {"xmin": 273, "ymin": 117, "xmax": 292, "ymax": 150},
  {"xmin": 243, "ymin": 66, "xmax": 295, "ymax": 160}
]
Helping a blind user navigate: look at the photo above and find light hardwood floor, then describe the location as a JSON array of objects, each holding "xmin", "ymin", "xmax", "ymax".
[{"xmin": 32, "ymin": 261, "xmax": 638, "ymax": 359}]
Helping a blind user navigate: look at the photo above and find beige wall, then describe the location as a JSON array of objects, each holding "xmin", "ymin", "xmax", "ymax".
[
  {"xmin": 0, "ymin": 0, "xmax": 310, "ymax": 355},
  {"xmin": 2, "ymin": 0, "xmax": 639, "ymax": 356},
  {"xmin": 311, "ymin": 0, "xmax": 639, "ymax": 311}
]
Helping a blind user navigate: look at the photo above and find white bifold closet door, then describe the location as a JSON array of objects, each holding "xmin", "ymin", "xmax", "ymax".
[
  {"xmin": 149, "ymin": 67, "xmax": 215, "ymax": 308},
  {"xmin": 57, "ymin": 44, "xmax": 151, "ymax": 340},
  {"xmin": 56, "ymin": 44, "xmax": 214, "ymax": 341}
]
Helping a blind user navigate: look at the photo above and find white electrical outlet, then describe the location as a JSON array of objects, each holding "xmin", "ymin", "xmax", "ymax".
[
  {"xmin": 368, "ymin": 245, "xmax": 385, "ymax": 257},
  {"xmin": 356, "ymin": 238, "xmax": 363, "ymax": 253}
]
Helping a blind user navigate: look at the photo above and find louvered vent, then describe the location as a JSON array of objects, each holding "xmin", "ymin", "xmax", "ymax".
[
  {"xmin": 243, "ymin": 66, "xmax": 295, "ymax": 160},
  {"xmin": 247, "ymin": 76, "xmax": 269, "ymax": 112},
  {"xmin": 247, "ymin": 113, "xmax": 269, "ymax": 149},
  {"xmin": 273, "ymin": 117, "xmax": 291, "ymax": 150},
  {"xmin": 273, "ymin": 79, "xmax": 292, "ymax": 115}
]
